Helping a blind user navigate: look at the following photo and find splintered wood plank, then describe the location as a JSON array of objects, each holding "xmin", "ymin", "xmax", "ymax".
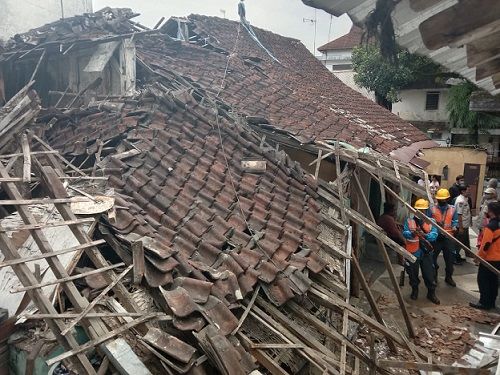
[
  {"xmin": 61, "ymin": 264, "xmax": 133, "ymax": 336},
  {"xmin": 13, "ymin": 263, "xmax": 124, "ymax": 293},
  {"xmin": 0, "ymin": 207, "xmax": 91, "ymax": 316},
  {"xmin": 35, "ymin": 162, "xmax": 144, "ymax": 322},
  {"xmin": 466, "ymin": 31, "xmax": 500, "ymax": 67},
  {"xmin": 0, "ymin": 197, "xmax": 89, "ymax": 205},
  {"xmin": 469, "ymin": 91, "xmax": 500, "ymax": 112},
  {"xmin": 132, "ymin": 241, "xmax": 145, "ymax": 285},
  {"xmin": 0, "ymin": 232, "xmax": 96, "ymax": 374},
  {"xmin": 0, "ymin": 218, "xmax": 95, "ymax": 232},
  {"xmin": 0, "ymin": 163, "xmax": 110, "ymax": 338},
  {"xmin": 239, "ymin": 333, "xmax": 290, "ymax": 375},
  {"xmin": 309, "ymin": 285, "xmax": 430, "ymax": 359},
  {"xmin": 46, "ymin": 313, "xmax": 168, "ymax": 366},
  {"xmin": 409, "ymin": 0, "xmax": 443, "ymax": 12},
  {"xmin": 419, "ymin": 0, "xmax": 500, "ymax": 50},
  {"xmin": 20, "ymin": 134, "xmax": 31, "ymax": 183},
  {"xmin": 378, "ymin": 360, "xmax": 489, "ymax": 374},
  {"xmin": 83, "ymin": 41, "xmax": 120, "ymax": 73},
  {"xmin": 476, "ymin": 56, "xmax": 500, "ymax": 81}
]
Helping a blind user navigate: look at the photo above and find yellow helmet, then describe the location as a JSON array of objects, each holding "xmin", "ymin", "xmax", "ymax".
[
  {"xmin": 435, "ymin": 188, "xmax": 451, "ymax": 200},
  {"xmin": 414, "ymin": 199, "xmax": 430, "ymax": 210}
]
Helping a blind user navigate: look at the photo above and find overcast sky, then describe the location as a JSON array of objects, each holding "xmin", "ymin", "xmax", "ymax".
[{"xmin": 93, "ymin": 0, "xmax": 352, "ymax": 55}]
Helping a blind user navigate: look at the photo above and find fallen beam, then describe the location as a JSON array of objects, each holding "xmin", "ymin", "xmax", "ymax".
[
  {"xmin": 46, "ymin": 313, "xmax": 169, "ymax": 366},
  {"xmin": 377, "ymin": 359, "xmax": 490, "ymax": 374}
]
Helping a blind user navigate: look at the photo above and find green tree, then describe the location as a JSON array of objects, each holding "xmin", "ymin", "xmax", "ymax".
[
  {"xmin": 447, "ymin": 81, "xmax": 500, "ymax": 145},
  {"xmin": 352, "ymin": 44, "xmax": 442, "ymax": 109}
]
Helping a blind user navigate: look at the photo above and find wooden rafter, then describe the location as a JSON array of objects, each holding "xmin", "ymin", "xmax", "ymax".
[
  {"xmin": 466, "ymin": 31, "xmax": 500, "ymax": 68},
  {"xmin": 409, "ymin": 0, "xmax": 443, "ymax": 12},
  {"xmin": 476, "ymin": 56, "xmax": 500, "ymax": 81},
  {"xmin": 419, "ymin": 0, "xmax": 500, "ymax": 50}
]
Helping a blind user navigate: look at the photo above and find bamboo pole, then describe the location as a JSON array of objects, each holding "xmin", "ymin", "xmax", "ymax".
[{"xmin": 352, "ymin": 171, "xmax": 416, "ymax": 338}]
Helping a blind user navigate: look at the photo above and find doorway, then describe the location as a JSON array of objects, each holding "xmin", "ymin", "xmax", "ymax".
[{"xmin": 463, "ymin": 163, "xmax": 481, "ymax": 209}]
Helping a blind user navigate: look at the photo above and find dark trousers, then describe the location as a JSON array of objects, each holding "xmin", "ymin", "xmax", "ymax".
[
  {"xmin": 456, "ymin": 228, "xmax": 470, "ymax": 259},
  {"xmin": 432, "ymin": 237, "xmax": 455, "ymax": 278},
  {"xmin": 478, "ymin": 261, "xmax": 500, "ymax": 308},
  {"xmin": 406, "ymin": 253, "xmax": 436, "ymax": 291}
]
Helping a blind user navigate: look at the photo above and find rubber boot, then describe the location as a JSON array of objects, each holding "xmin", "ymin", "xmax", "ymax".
[
  {"xmin": 410, "ymin": 287, "xmax": 418, "ymax": 300},
  {"xmin": 445, "ymin": 275, "xmax": 456, "ymax": 287},
  {"xmin": 427, "ymin": 290, "xmax": 440, "ymax": 305}
]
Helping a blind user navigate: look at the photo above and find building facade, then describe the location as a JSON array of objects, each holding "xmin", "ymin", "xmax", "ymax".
[
  {"xmin": 317, "ymin": 25, "xmax": 375, "ymax": 101},
  {"xmin": 0, "ymin": 0, "xmax": 92, "ymax": 41}
]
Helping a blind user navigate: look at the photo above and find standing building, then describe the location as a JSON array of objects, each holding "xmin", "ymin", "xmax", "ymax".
[
  {"xmin": 0, "ymin": 0, "xmax": 93, "ymax": 41},
  {"xmin": 317, "ymin": 25, "xmax": 375, "ymax": 100},
  {"xmin": 392, "ymin": 78, "xmax": 452, "ymax": 147}
]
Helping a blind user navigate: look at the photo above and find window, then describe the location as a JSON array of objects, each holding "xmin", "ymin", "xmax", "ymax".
[{"xmin": 425, "ymin": 91, "xmax": 440, "ymax": 110}]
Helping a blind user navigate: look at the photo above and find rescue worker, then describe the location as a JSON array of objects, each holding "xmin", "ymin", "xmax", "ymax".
[
  {"xmin": 454, "ymin": 184, "xmax": 471, "ymax": 264},
  {"xmin": 469, "ymin": 202, "xmax": 500, "ymax": 310},
  {"xmin": 403, "ymin": 199, "xmax": 440, "ymax": 304},
  {"xmin": 431, "ymin": 188, "xmax": 459, "ymax": 287}
]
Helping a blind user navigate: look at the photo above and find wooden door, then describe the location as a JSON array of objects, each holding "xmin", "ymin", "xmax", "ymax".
[{"xmin": 463, "ymin": 163, "xmax": 481, "ymax": 209}]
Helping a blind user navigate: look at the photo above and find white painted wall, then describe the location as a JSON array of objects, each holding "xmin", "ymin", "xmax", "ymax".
[
  {"xmin": 392, "ymin": 88, "xmax": 449, "ymax": 123},
  {"xmin": 321, "ymin": 48, "xmax": 353, "ymax": 68},
  {"xmin": 317, "ymin": 50, "xmax": 376, "ymax": 101},
  {"xmin": 0, "ymin": 0, "xmax": 93, "ymax": 41},
  {"xmin": 331, "ymin": 70, "xmax": 376, "ymax": 101}
]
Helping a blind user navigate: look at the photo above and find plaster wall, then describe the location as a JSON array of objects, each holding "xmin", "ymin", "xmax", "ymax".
[
  {"xmin": 0, "ymin": 0, "xmax": 92, "ymax": 41},
  {"xmin": 392, "ymin": 88, "xmax": 449, "ymax": 123},
  {"xmin": 422, "ymin": 147, "xmax": 487, "ymax": 209}
]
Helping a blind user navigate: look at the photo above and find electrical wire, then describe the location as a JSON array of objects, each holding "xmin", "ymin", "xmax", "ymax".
[
  {"xmin": 240, "ymin": 21, "xmax": 281, "ymax": 64},
  {"xmin": 211, "ymin": 22, "xmax": 278, "ymax": 266}
]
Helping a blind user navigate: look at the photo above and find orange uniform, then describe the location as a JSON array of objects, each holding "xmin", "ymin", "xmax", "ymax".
[{"xmin": 478, "ymin": 226, "xmax": 500, "ymax": 261}]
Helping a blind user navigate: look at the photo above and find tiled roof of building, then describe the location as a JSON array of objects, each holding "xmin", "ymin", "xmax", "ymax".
[
  {"xmin": 2, "ymin": 11, "xmax": 435, "ymax": 158},
  {"xmin": 45, "ymin": 86, "xmax": 336, "ymax": 310},
  {"xmin": 152, "ymin": 15, "xmax": 434, "ymax": 156},
  {"xmin": 317, "ymin": 24, "xmax": 363, "ymax": 52}
]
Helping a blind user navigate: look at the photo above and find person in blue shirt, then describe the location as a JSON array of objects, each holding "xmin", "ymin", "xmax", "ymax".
[
  {"xmin": 431, "ymin": 189, "xmax": 459, "ymax": 287},
  {"xmin": 403, "ymin": 199, "xmax": 440, "ymax": 304}
]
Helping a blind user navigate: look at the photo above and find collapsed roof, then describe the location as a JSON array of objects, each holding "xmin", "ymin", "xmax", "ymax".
[
  {"xmin": 0, "ymin": 8, "xmax": 437, "ymax": 162},
  {"xmin": 2, "ymin": 7, "xmax": 492, "ymax": 375}
]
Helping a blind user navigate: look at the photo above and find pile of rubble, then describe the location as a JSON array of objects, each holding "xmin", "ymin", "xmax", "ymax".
[{"xmin": 0, "ymin": 7, "xmax": 497, "ymax": 375}]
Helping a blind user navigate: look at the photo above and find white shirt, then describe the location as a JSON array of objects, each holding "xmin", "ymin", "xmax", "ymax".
[
  {"xmin": 455, "ymin": 194, "xmax": 471, "ymax": 228},
  {"xmin": 429, "ymin": 180, "xmax": 440, "ymax": 195}
]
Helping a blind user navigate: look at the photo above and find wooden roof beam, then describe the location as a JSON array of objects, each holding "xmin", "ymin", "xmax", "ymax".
[
  {"xmin": 466, "ymin": 31, "xmax": 500, "ymax": 67},
  {"xmin": 475, "ymin": 56, "xmax": 500, "ymax": 81},
  {"xmin": 419, "ymin": 0, "xmax": 500, "ymax": 50},
  {"xmin": 469, "ymin": 91, "xmax": 500, "ymax": 113},
  {"xmin": 409, "ymin": 0, "xmax": 444, "ymax": 12},
  {"xmin": 493, "ymin": 73, "xmax": 500, "ymax": 89}
]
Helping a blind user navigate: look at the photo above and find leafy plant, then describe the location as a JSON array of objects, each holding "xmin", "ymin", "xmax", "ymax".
[
  {"xmin": 352, "ymin": 44, "xmax": 442, "ymax": 107},
  {"xmin": 447, "ymin": 81, "xmax": 500, "ymax": 144}
]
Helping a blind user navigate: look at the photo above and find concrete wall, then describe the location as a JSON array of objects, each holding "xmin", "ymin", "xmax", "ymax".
[
  {"xmin": 331, "ymin": 70, "xmax": 376, "ymax": 101},
  {"xmin": 0, "ymin": 0, "xmax": 92, "ymax": 41},
  {"xmin": 321, "ymin": 49, "xmax": 353, "ymax": 68},
  {"xmin": 392, "ymin": 88, "xmax": 449, "ymax": 123},
  {"xmin": 421, "ymin": 146, "xmax": 488, "ymax": 209}
]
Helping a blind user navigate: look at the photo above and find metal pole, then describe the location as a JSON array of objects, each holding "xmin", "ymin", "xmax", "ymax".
[
  {"xmin": 60, "ymin": 0, "xmax": 65, "ymax": 19},
  {"xmin": 313, "ymin": 9, "xmax": 318, "ymax": 53}
]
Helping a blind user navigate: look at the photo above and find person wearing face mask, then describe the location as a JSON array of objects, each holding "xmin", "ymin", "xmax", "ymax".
[
  {"xmin": 402, "ymin": 199, "xmax": 440, "ymax": 304},
  {"xmin": 469, "ymin": 202, "xmax": 500, "ymax": 310},
  {"xmin": 431, "ymin": 188, "xmax": 459, "ymax": 287}
]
